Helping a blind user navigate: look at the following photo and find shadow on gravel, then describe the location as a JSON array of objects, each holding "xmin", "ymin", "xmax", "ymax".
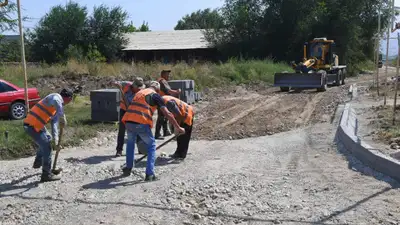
[
  {"xmin": 64, "ymin": 155, "xmax": 116, "ymax": 165},
  {"xmin": 317, "ymin": 186, "xmax": 395, "ymax": 224},
  {"xmin": 334, "ymin": 138, "xmax": 400, "ymax": 187},
  {"xmin": 5, "ymin": 192, "xmax": 334, "ymax": 225},
  {"xmin": 80, "ymin": 174, "xmax": 145, "ymax": 190},
  {"xmin": 0, "ymin": 173, "xmax": 40, "ymax": 197}
]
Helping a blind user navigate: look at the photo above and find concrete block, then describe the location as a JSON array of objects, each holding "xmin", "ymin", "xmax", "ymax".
[
  {"xmin": 90, "ymin": 89, "xmax": 120, "ymax": 122},
  {"xmin": 167, "ymin": 80, "xmax": 195, "ymax": 104}
]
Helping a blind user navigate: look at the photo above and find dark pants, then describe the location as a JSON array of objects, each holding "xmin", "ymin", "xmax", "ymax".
[
  {"xmin": 155, "ymin": 109, "xmax": 170, "ymax": 137},
  {"xmin": 116, "ymin": 109, "xmax": 126, "ymax": 151},
  {"xmin": 174, "ymin": 119, "xmax": 193, "ymax": 159}
]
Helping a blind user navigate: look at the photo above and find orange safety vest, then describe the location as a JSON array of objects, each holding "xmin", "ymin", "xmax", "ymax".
[
  {"xmin": 162, "ymin": 95, "xmax": 194, "ymax": 126},
  {"xmin": 122, "ymin": 88, "xmax": 158, "ymax": 127},
  {"xmin": 156, "ymin": 77, "xmax": 167, "ymax": 96},
  {"xmin": 23, "ymin": 97, "xmax": 57, "ymax": 132},
  {"xmin": 120, "ymin": 82, "xmax": 132, "ymax": 111}
]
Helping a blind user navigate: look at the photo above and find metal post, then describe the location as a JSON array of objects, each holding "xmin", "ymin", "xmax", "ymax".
[
  {"xmin": 16, "ymin": 0, "xmax": 29, "ymax": 112},
  {"xmin": 376, "ymin": 4, "xmax": 381, "ymax": 96},
  {"xmin": 384, "ymin": 0, "xmax": 393, "ymax": 105},
  {"xmin": 393, "ymin": 32, "xmax": 400, "ymax": 125}
]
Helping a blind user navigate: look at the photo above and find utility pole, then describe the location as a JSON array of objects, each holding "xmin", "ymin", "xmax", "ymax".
[
  {"xmin": 16, "ymin": 0, "xmax": 29, "ymax": 113},
  {"xmin": 376, "ymin": 3, "xmax": 381, "ymax": 96},
  {"xmin": 393, "ymin": 32, "xmax": 399, "ymax": 125},
  {"xmin": 384, "ymin": 0, "xmax": 393, "ymax": 105}
]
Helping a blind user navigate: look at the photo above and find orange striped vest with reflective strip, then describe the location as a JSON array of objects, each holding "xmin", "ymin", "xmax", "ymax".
[
  {"xmin": 122, "ymin": 88, "xmax": 158, "ymax": 128},
  {"xmin": 156, "ymin": 77, "xmax": 167, "ymax": 96},
  {"xmin": 120, "ymin": 82, "xmax": 132, "ymax": 111},
  {"xmin": 162, "ymin": 95, "xmax": 194, "ymax": 126},
  {"xmin": 23, "ymin": 96, "xmax": 57, "ymax": 132}
]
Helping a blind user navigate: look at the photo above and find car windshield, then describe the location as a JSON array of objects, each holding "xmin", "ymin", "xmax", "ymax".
[{"xmin": 0, "ymin": 82, "xmax": 17, "ymax": 93}]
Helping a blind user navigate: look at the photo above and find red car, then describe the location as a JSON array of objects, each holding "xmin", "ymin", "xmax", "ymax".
[{"xmin": 0, "ymin": 79, "xmax": 41, "ymax": 120}]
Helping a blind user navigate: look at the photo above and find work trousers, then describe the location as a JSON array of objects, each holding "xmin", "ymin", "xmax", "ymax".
[
  {"xmin": 125, "ymin": 122, "xmax": 156, "ymax": 175},
  {"xmin": 174, "ymin": 119, "xmax": 194, "ymax": 159},
  {"xmin": 116, "ymin": 109, "xmax": 126, "ymax": 151},
  {"xmin": 155, "ymin": 109, "xmax": 169, "ymax": 137},
  {"xmin": 23, "ymin": 124, "xmax": 52, "ymax": 175}
]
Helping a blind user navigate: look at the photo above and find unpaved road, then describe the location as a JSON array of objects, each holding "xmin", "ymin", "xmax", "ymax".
[{"xmin": 1, "ymin": 70, "xmax": 400, "ymax": 225}]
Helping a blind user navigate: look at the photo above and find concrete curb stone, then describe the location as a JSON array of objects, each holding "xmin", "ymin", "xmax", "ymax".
[{"xmin": 335, "ymin": 84, "xmax": 400, "ymax": 182}]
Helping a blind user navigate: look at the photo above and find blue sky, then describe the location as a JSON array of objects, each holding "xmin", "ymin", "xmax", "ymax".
[{"xmin": 3, "ymin": 0, "xmax": 224, "ymax": 34}]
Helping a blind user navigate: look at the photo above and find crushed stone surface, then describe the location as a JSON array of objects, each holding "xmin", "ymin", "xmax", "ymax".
[{"xmin": 2, "ymin": 70, "xmax": 400, "ymax": 224}]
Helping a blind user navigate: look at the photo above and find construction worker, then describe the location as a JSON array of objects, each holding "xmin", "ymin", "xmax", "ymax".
[
  {"xmin": 112, "ymin": 77, "xmax": 146, "ymax": 157},
  {"xmin": 121, "ymin": 81, "xmax": 185, "ymax": 181},
  {"xmin": 23, "ymin": 88, "xmax": 74, "ymax": 182},
  {"xmin": 155, "ymin": 69, "xmax": 181, "ymax": 140},
  {"xmin": 162, "ymin": 95, "xmax": 194, "ymax": 161}
]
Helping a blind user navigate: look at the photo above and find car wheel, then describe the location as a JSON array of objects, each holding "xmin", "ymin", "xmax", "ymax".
[{"xmin": 10, "ymin": 102, "xmax": 27, "ymax": 120}]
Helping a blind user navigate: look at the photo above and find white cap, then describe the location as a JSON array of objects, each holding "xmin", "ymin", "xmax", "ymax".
[{"xmin": 149, "ymin": 81, "xmax": 160, "ymax": 90}]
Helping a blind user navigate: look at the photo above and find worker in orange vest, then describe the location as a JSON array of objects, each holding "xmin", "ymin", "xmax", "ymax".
[
  {"xmin": 121, "ymin": 81, "xmax": 185, "ymax": 181},
  {"xmin": 112, "ymin": 77, "xmax": 146, "ymax": 157},
  {"xmin": 155, "ymin": 69, "xmax": 181, "ymax": 140},
  {"xmin": 23, "ymin": 88, "xmax": 74, "ymax": 182},
  {"xmin": 162, "ymin": 95, "xmax": 194, "ymax": 160}
]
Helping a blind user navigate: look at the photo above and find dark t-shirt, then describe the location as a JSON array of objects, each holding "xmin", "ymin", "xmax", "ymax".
[
  {"xmin": 159, "ymin": 79, "xmax": 172, "ymax": 95},
  {"xmin": 166, "ymin": 100, "xmax": 181, "ymax": 117},
  {"xmin": 145, "ymin": 92, "xmax": 166, "ymax": 110}
]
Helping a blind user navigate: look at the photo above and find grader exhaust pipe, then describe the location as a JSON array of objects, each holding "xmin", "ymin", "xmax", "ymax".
[{"xmin": 0, "ymin": 0, "xmax": 8, "ymax": 7}]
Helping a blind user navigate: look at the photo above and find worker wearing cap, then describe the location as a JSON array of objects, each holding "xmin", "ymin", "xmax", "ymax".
[
  {"xmin": 155, "ymin": 69, "xmax": 181, "ymax": 140},
  {"xmin": 121, "ymin": 81, "xmax": 185, "ymax": 181},
  {"xmin": 162, "ymin": 95, "xmax": 194, "ymax": 160},
  {"xmin": 23, "ymin": 88, "xmax": 74, "ymax": 182},
  {"xmin": 112, "ymin": 77, "xmax": 146, "ymax": 157}
]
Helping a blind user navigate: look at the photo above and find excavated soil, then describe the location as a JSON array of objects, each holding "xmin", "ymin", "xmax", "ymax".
[{"xmin": 192, "ymin": 84, "xmax": 351, "ymax": 140}]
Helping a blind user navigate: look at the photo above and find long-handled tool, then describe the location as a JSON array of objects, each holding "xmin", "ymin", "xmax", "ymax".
[
  {"xmin": 51, "ymin": 125, "xmax": 64, "ymax": 175},
  {"xmin": 134, "ymin": 134, "xmax": 178, "ymax": 164}
]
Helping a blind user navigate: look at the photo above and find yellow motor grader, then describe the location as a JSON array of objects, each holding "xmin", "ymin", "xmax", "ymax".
[{"xmin": 274, "ymin": 37, "xmax": 347, "ymax": 92}]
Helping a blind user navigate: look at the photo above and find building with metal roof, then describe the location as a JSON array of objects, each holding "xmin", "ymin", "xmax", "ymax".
[{"xmin": 122, "ymin": 29, "xmax": 221, "ymax": 64}]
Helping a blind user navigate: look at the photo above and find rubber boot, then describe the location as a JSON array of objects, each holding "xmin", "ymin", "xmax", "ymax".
[
  {"xmin": 32, "ymin": 157, "xmax": 42, "ymax": 169},
  {"xmin": 40, "ymin": 173, "xmax": 61, "ymax": 183},
  {"xmin": 145, "ymin": 174, "xmax": 158, "ymax": 182},
  {"xmin": 122, "ymin": 167, "xmax": 132, "ymax": 176}
]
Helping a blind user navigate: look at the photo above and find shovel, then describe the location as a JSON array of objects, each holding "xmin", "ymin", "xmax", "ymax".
[
  {"xmin": 134, "ymin": 133, "xmax": 179, "ymax": 164},
  {"xmin": 51, "ymin": 124, "xmax": 64, "ymax": 175}
]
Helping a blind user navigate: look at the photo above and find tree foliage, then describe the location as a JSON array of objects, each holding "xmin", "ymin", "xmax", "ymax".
[
  {"xmin": 28, "ymin": 2, "xmax": 87, "ymax": 63},
  {"xmin": 27, "ymin": 1, "xmax": 151, "ymax": 63},
  {"xmin": 174, "ymin": 8, "xmax": 224, "ymax": 30},
  {"xmin": 204, "ymin": 0, "xmax": 392, "ymax": 72}
]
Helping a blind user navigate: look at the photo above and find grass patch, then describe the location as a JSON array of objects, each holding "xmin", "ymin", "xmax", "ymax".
[
  {"xmin": 0, "ymin": 95, "xmax": 117, "ymax": 160},
  {"xmin": 347, "ymin": 60, "xmax": 375, "ymax": 76},
  {"xmin": 0, "ymin": 59, "xmax": 292, "ymax": 92}
]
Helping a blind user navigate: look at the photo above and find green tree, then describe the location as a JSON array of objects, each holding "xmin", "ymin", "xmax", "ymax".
[
  {"xmin": 0, "ymin": 35, "xmax": 31, "ymax": 62},
  {"xmin": 174, "ymin": 8, "xmax": 224, "ymax": 30},
  {"xmin": 205, "ymin": 0, "xmax": 391, "ymax": 72},
  {"xmin": 0, "ymin": 1, "xmax": 18, "ymax": 33},
  {"xmin": 29, "ymin": 1, "xmax": 87, "ymax": 63},
  {"xmin": 84, "ymin": 4, "xmax": 130, "ymax": 62},
  {"xmin": 123, "ymin": 20, "xmax": 150, "ymax": 32}
]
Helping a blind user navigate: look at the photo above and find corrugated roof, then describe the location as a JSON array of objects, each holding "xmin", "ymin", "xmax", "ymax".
[{"xmin": 122, "ymin": 29, "xmax": 213, "ymax": 51}]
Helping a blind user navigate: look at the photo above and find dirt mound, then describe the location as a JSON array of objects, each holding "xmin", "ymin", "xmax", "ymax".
[
  {"xmin": 32, "ymin": 72, "xmax": 122, "ymax": 95},
  {"xmin": 192, "ymin": 84, "xmax": 350, "ymax": 140}
]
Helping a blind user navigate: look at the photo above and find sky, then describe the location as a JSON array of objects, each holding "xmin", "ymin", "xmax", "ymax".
[{"xmin": 3, "ymin": 0, "xmax": 224, "ymax": 34}]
